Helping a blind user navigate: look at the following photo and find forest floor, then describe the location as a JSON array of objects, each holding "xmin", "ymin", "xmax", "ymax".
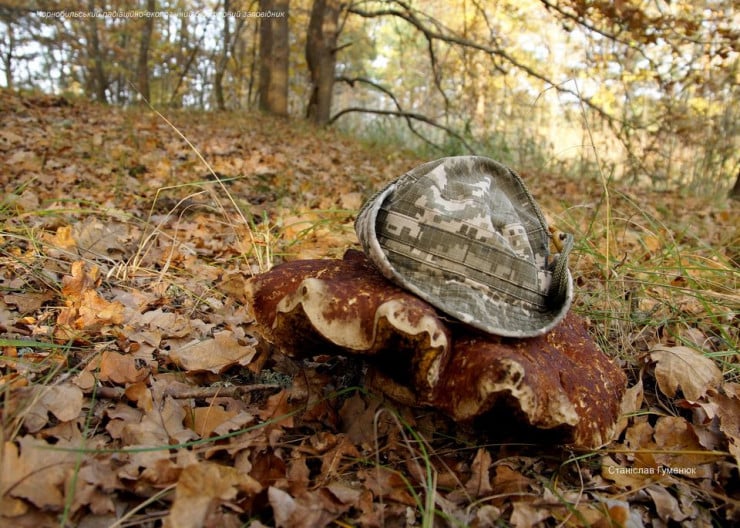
[{"xmin": 1, "ymin": 90, "xmax": 738, "ymax": 527}]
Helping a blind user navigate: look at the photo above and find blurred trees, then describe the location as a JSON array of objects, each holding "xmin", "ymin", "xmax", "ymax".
[
  {"xmin": 136, "ymin": 0, "xmax": 156, "ymax": 101},
  {"xmin": 539, "ymin": 0, "xmax": 738, "ymax": 185},
  {"xmin": 258, "ymin": 0, "xmax": 289, "ymax": 115},
  {"xmin": 305, "ymin": 0, "xmax": 342, "ymax": 125},
  {"xmin": 0, "ymin": 0, "xmax": 736, "ymax": 191}
]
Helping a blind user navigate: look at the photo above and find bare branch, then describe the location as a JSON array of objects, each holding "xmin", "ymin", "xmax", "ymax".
[
  {"xmin": 538, "ymin": 0, "xmax": 659, "ymax": 71},
  {"xmin": 348, "ymin": 1, "xmax": 620, "ymax": 128},
  {"xmin": 329, "ymin": 107, "xmax": 477, "ymax": 154},
  {"xmin": 336, "ymin": 75, "xmax": 446, "ymax": 150}
]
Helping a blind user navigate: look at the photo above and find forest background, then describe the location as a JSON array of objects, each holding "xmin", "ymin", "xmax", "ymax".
[{"xmin": 2, "ymin": 0, "xmax": 737, "ymax": 193}]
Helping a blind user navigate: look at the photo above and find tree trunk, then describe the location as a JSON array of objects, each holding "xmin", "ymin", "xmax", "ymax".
[
  {"xmin": 258, "ymin": 0, "xmax": 289, "ymax": 116},
  {"xmin": 306, "ymin": 0, "xmax": 341, "ymax": 125},
  {"xmin": 135, "ymin": 0, "xmax": 156, "ymax": 103},
  {"xmin": 214, "ymin": 0, "xmax": 231, "ymax": 110},
  {"xmin": 2, "ymin": 20, "xmax": 14, "ymax": 89},
  {"xmin": 86, "ymin": 0, "xmax": 107, "ymax": 102}
]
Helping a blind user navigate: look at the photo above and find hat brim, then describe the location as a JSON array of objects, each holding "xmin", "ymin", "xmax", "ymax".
[{"xmin": 356, "ymin": 157, "xmax": 573, "ymax": 338}]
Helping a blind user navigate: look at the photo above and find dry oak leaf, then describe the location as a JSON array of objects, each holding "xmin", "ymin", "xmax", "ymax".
[
  {"xmin": 117, "ymin": 397, "xmax": 197, "ymax": 479},
  {"xmin": 56, "ymin": 291, "xmax": 120, "ymax": 330},
  {"xmin": 704, "ymin": 383, "xmax": 740, "ymax": 465},
  {"xmin": 490, "ymin": 464, "xmax": 535, "ymax": 502},
  {"xmin": 649, "ymin": 345, "xmax": 722, "ymax": 402},
  {"xmin": 61, "ymin": 261, "xmax": 101, "ymax": 300},
  {"xmin": 164, "ymin": 462, "xmax": 262, "ymax": 528},
  {"xmin": 652, "ymin": 415, "xmax": 719, "ymax": 472},
  {"xmin": 269, "ymin": 486, "xmax": 354, "ymax": 528},
  {"xmin": 2, "ymin": 290, "xmax": 56, "ymax": 314},
  {"xmin": 125, "ymin": 381, "xmax": 154, "ymax": 411},
  {"xmin": 1, "ymin": 436, "xmax": 78, "ymax": 510},
  {"xmin": 21, "ymin": 383, "xmax": 84, "ymax": 433},
  {"xmin": 357, "ymin": 466, "xmax": 417, "ymax": 506},
  {"xmin": 465, "ymin": 447, "xmax": 494, "ymax": 498},
  {"xmin": 98, "ymin": 351, "xmax": 148, "ymax": 384},
  {"xmin": 71, "ymin": 217, "xmax": 129, "ymax": 258},
  {"xmin": 614, "ymin": 379, "xmax": 644, "ymax": 439},
  {"xmin": 168, "ymin": 330, "xmax": 257, "ymax": 374},
  {"xmin": 68, "ymin": 458, "xmax": 122, "ymax": 515},
  {"xmin": 49, "ymin": 225, "xmax": 76, "ymax": 250},
  {"xmin": 646, "ymin": 484, "xmax": 691, "ymax": 524},
  {"xmin": 185, "ymin": 405, "xmax": 237, "ymax": 437},
  {"xmin": 57, "ymin": 261, "xmax": 124, "ymax": 333},
  {"xmin": 76, "ymin": 289, "xmax": 125, "ymax": 328}
]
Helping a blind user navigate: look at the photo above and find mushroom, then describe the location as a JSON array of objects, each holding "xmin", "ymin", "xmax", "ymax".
[
  {"xmin": 246, "ymin": 250, "xmax": 626, "ymax": 448},
  {"xmin": 247, "ymin": 250, "xmax": 451, "ymax": 400},
  {"xmin": 429, "ymin": 314, "xmax": 627, "ymax": 448}
]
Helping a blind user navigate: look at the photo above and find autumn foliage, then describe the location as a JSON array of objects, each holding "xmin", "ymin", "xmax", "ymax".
[{"xmin": 1, "ymin": 91, "xmax": 738, "ymax": 526}]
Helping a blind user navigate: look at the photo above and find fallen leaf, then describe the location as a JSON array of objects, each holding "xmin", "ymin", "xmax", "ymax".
[
  {"xmin": 649, "ymin": 345, "xmax": 722, "ymax": 401},
  {"xmin": 490, "ymin": 464, "xmax": 534, "ymax": 500},
  {"xmin": 615, "ymin": 379, "xmax": 644, "ymax": 438},
  {"xmin": 61, "ymin": 261, "xmax": 100, "ymax": 300},
  {"xmin": 49, "ymin": 225, "xmax": 76, "ymax": 250},
  {"xmin": 168, "ymin": 330, "xmax": 257, "ymax": 374},
  {"xmin": 69, "ymin": 457, "xmax": 121, "ymax": 514},
  {"xmin": 98, "ymin": 351, "xmax": 148, "ymax": 384},
  {"xmin": 165, "ymin": 462, "xmax": 261, "ymax": 528},
  {"xmin": 76, "ymin": 289, "xmax": 125, "ymax": 327},
  {"xmin": 22, "ymin": 383, "xmax": 84, "ymax": 433},
  {"xmin": 339, "ymin": 391, "xmax": 383, "ymax": 447},
  {"xmin": 319, "ymin": 435, "xmax": 361, "ymax": 483},
  {"xmin": 2, "ymin": 291, "xmax": 56, "ymax": 314},
  {"xmin": 510, "ymin": 499, "xmax": 551, "ymax": 528},
  {"xmin": 121, "ymin": 396, "xmax": 196, "ymax": 448},
  {"xmin": 653, "ymin": 416, "xmax": 718, "ymax": 472},
  {"xmin": 646, "ymin": 484, "xmax": 690, "ymax": 523},
  {"xmin": 72, "ymin": 217, "xmax": 129, "ymax": 258},
  {"xmin": 268, "ymin": 486, "xmax": 348, "ymax": 528},
  {"xmin": 124, "ymin": 381, "xmax": 154, "ymax": 411},
  {"xmin": 465, "ymin": 448, "xmax": 493, "ymax": 498},
  {"xmin": 186, "ymin": 405, "xmax": 237, "ymax": 437},
  {"xmin": 1, "ymin": 436, "xmax": 78, "ymax": 510},
  {"xmin": 358, "ymin": 466, "xmax": 416, "ymax": 506},
  {"xmin": 257, "ymin": 389, "xmax": 296, "ymax": 430},
  {"xmin": 705, "ymin": 384, "xmax": 740, "ymax": 465}
]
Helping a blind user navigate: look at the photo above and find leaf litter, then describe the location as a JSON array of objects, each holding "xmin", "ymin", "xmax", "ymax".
[{"xmin": 0, "ymin": 90, "xmax": 738, "ymax": 526}]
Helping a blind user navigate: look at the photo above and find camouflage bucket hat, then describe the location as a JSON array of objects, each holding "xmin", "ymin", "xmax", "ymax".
[{"xmin": 355, "ymin": 156, "xmax": 574, "ymax": 337}]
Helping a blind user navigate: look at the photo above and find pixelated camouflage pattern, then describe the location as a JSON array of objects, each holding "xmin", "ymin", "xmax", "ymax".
[{"xmin": 356, "ymin": 156, "xmax": 573, "ymax": 337}]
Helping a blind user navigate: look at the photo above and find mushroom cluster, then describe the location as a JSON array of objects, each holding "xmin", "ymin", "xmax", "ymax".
[{"xmin": 247, "ymin": 249, "xmax": 627, "ymax": 448}]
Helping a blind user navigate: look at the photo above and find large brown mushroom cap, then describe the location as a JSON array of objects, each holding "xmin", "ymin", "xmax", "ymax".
[
  {"xmin": 246, "ymin": 250, "xmax": 627, "ymax": 448},
  {"xmin": 246, "ymin": 250, "xmax": 451, "ymax": 399},
  {"xmin": 430, "ymin": 314, "xmax": 627, "ymax": 448}
]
